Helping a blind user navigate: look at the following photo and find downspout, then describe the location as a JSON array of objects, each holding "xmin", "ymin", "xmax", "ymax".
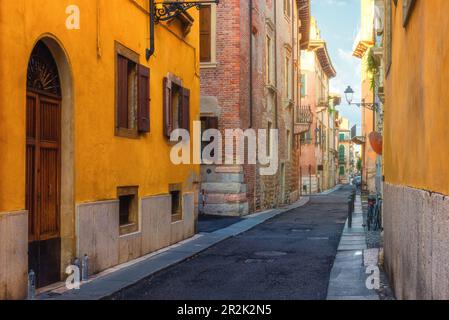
[
  {"xmin": 249, "ymin": 0, "xmax": 253, "ymax": 128},
  {"xmin": 146, "ymin": 0, "xmax": 155, "ymax": 60},
  {"xmin": 274, "ymin": 0, "xmax": 278, "ymax": 128}
]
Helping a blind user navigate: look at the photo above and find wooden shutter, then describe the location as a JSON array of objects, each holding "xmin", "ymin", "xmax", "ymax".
[
  {"xmin": 200, "ymin": 5, "xmax": 212, "ymax": 62},
  {"xmin": 181, "ymin": 87, "xmax": 190, "ymax": 132},
  {"xmin": 117, "ymin": 55, "xmax": 129, "ymax": 129},
  {"xmin": 137, "ymin": 64, "xmax": 150, "ymax": 133},
  {"xmin": 163, "ymin": 77, "xmax": 173, "ymax": 137}
]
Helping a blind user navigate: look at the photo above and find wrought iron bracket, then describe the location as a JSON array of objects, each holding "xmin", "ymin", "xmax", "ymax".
[
  {"xmin": 147, "ymin": 0, "xmax": 219, "ymax": 60},
  {"xmin": 154, "ymin": 0, "xmax": 219, "ymax": 23},
  {"xmin": 350, "ymin": 102, "xmax": 379, "ymax": 111}
]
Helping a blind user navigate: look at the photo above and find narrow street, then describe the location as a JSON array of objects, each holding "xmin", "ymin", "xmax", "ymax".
[{"xmin": 112, "ymin": 186, "xmax": 353, "ymax": 300}]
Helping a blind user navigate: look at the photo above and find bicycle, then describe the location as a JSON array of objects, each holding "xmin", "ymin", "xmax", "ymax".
[
  {"xmin": 373, "ymin": 196, "xmax": 382, "ymax": 231},
  {"xmin": 367, "ymin": 194, "xmax": 382, "ymax": 231}
]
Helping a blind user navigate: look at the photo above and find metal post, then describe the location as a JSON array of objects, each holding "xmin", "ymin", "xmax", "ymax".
[
  {"xmin": 28, "ymin": 270, "xmax": 36, "ymax": 300},
  {"xmin": 348, "ymin": 196, "xmax": 353, "ymax": 228},
  {"xmin": 82, "ymin": 255, "xmax": 89, "ymax": 282}
]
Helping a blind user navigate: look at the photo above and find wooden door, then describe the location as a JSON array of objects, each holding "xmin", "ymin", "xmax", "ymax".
[{"xmin": 26, "ymin": 91, "xmax": 62, "ymax": 288}]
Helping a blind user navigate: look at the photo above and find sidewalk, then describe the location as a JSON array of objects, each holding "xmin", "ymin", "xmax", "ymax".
[
  {"xmin": 39, "ymin": 197, "xmax": 310, "ymax": 300},
  {"xmin": 326, "ymin": 194, "xmax": 379, "ymax": 300}
]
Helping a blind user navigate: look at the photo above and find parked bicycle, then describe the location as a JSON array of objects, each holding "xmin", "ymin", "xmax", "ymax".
[{"xmin": 367, "ymin": 194, "xmax": 382, "ymax": 231}]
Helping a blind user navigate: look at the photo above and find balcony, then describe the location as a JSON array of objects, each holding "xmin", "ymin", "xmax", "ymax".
[
  {"xmin": 351, "ymin": 125, "xmax": 366, "ymax": 145},
  {"xmin": 295, "ymin": 105, "xmax": 313, "ymax": 135}
]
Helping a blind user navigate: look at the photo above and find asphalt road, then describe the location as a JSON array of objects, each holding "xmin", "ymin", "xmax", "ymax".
[{"xmin": 113, "ymin": 185, "xmax": 353, "ymax": 300}]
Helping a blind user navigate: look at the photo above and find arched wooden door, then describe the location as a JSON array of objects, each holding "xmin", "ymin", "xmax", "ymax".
[{"xmin": 26, "ymin": 41, "xmax": 62, "ymax": 288}]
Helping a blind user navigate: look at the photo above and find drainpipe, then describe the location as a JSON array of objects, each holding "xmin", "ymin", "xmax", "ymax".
[
  {"xmin": 274, "ymin": 0, "xmax": 278, "ymax": 129},
  {"xmin": 249, "ymin": 0, "xmax": 253, "ymax": 128},
  {"xmin": 146, "ymin": 0, "xmax": 155, "ymax": 60}
]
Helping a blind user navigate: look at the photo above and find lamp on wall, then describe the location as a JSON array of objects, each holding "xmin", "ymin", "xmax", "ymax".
[{"xmin": 344, "ymin": 85, "xmax": 378, "ymax": 111}]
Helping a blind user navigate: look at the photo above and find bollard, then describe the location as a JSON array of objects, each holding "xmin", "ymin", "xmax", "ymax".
[
  {"xmin": 74, "ymin": 257, "xmax": 80, "ymax": 271},
  {"xmin": 348, "ymin": 196, "xmax": 353, "ymax": 228},
  {"xmin": 81, "ymin": 254, "xmax": 89, "ymax": 282},
  {"xmin": 28, "ymin": 270, "xmax": 36, "ymax": 300}
]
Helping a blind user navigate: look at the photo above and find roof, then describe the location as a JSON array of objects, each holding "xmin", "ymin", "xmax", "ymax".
[
  {"xmin": 352, "ymin": 29, "xmax": 374, "ymax": 59},
  {"xmin": 298, "ymin": 0, "xmax": 311, "ymax": 50},
  {"xmin": 309, "ymin": 40, "xmax": 337, "ymax": 79}
]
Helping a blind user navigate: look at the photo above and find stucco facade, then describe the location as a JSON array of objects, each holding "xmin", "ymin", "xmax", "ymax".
[
  {"xmin": 383, "ymin": 0, "xmax": 449, "ymax": 299},
  {"xmin": 299, "ymin": 18, "xmax": 337, "ymax": 194},
  {"xmin": 0, "ymin": 0, "xmax": 200, "ymax": 299}
]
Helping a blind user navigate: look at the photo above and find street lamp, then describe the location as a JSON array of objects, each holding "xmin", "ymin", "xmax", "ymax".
[
  {"xmin": 344, "ymin": 85, "xmax": 378, "ymax": 111},
  {"xmin": 344, "ymin": 86, "xmax": 354, "ymax": 105}
]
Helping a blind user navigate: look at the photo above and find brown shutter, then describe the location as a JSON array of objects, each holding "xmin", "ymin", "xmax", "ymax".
[
  {"xmin": 181, "ymin": 87, "xmax": 190, "ymax": 132},
  {"xmin": 117, "ymin": 55, "xmax": 129, "ymax": 129},
  {"xmin": 137, "ymin": 64, "xmax": 150, "ymax": 133},
  {"xmin": 163, "ymin": 77, "xmax": 173, "ymax": 138},
  {"xmin": 200, "ymin": 5, "xmax": 212, "ymax": 62}
]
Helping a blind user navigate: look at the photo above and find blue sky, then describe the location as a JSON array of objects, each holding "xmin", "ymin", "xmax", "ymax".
[{"xmin": 311, "ymin": 0, "xmax": 362, "ymax": 128}]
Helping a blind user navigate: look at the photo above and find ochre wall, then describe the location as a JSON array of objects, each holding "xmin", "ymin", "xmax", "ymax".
[
  {"xmin": 383, "ymin": 0, "xmax": 449, "ymax": 195},
  {"xmin": 0, "ymin": 0, "xmax": 200, "ymax": 212}
]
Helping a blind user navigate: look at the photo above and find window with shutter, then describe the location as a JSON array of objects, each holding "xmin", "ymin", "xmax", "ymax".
[
  {"xmin": 137, "ymin": 65, "xmax": 150, "ymax": 133},
  {"xmin": 200, "ymin": 5, "xmax": 212, "ymax": 63},
  {"xmin": 163, "ymin": 76, "xmax": 190, "ymax": 138},
  {"xmin": 117, "ymin": 55, "xmax": 130, "ymax": 130},
  {"xmin": 115, "ymin": 42, "xmax": 147, "ymax": 139},
  {"xmin": 163, "ymin": 77, "xmax": 173, "ymax": 138}
]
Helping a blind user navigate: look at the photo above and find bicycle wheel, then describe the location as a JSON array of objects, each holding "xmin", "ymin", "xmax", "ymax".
[{"xmin": 367, "ymin": 206, "xmax": 373, "ymax": 231}]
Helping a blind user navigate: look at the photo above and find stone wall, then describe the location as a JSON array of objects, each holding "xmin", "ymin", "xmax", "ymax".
[
  {"xmin": 0, "ymin": 211, "xmax": 28, "ymax": 300},
  {"xmin": 77, "ymin": 193, "xmax": 195, "ymax": 276},
  {"xmin": 383, "ymin": 183, "xmax": 449, "ymax": 299}
]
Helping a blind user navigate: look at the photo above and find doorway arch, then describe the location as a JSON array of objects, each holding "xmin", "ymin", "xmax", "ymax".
[{"xmin": 26, "ymin": 37, "xmax": 74, "ymax": 288}]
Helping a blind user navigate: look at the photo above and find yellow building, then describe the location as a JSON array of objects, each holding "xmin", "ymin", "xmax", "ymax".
[
  {"xmin": 352, "ymin": 0, "xmax": 377, "ymax": 193},
  {"xmin": 383, "ymin": 0, "xmax": 449, "ymax": 299},
  {"xmin": 0, "ymin": 0, "xmax": 200, "ymax": 299}
]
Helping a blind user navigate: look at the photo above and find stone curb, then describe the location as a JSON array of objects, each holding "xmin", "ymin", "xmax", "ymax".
[{"xmin": 40, "ymin": 197, "xmax": 310, "ymax": 300}]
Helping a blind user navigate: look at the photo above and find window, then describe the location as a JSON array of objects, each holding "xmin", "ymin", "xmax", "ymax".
[
  {"xmin": 118, "ymin": 186, "xmax": 139, "ymax": 235},
  {"xmin": 339, "ymin": 145, "xmax": 346, "ymax": 163},
  {"xmin": 284, "ymin": 0, "xmax": 291, "ymax": 19},
  {"xmin": 200, "ymin": 116, "xmax": 218, "ymax": 156},
  {"xmin": 163, "ymin": 77, "xmax": 190, "ymax": 138},
  {"xmin": 300, "ymin": 74, "xmax": 306, "ymax": 97},
  {"xmin": 301, "ymin": 129, "xmax": 312, "ymax": 144},
  {"xmin": 339, "ymin": 133, "xmax": 345, "ymax": 141},
  {"xmin": 200, "ymin": 5, "xmax": 211, "ymax": 62},
  {"xmin": 115, "ymin": 42, "xmax": 150, "ymax": 138},
  {"xmin": 267, "ymin": 121, "xmax": 272, "ymax": 156},
  {"xmin": 266, "ymin": 35, "xmax": 274, "ymax": 85},
  {"xmin": 170, "ymin": 184, "xmax": 183, "ymax": 222},
  {"xmin": 285, "ymin": 51, "xmax": 292, "ymax": 100},
  {"xmin": 200, "ymin": 4, "xmax": 217, "ymax": 66}
]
